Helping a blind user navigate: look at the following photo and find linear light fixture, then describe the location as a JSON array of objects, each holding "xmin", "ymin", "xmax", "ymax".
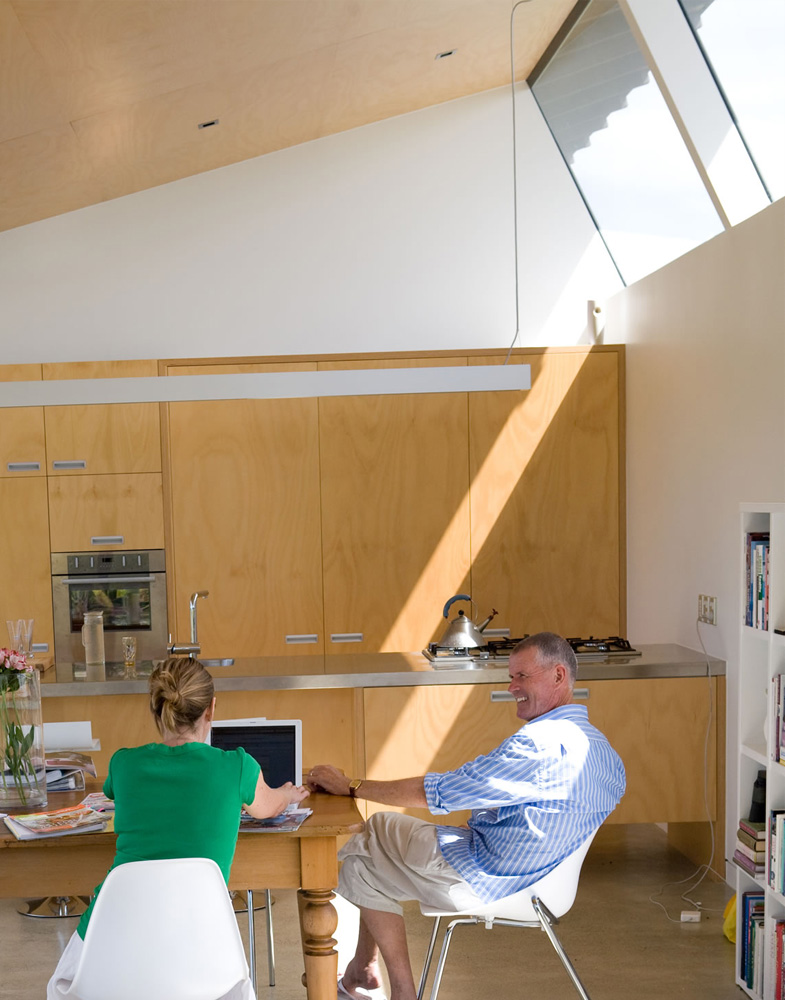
[{"xmin": 0, "ymin": 365, "xmax": 530, "ymax": 408}]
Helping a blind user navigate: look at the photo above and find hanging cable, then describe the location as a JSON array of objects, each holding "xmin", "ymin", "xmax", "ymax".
[{"xmin": 503, "ymin": 0, "xmax": 531, "ymax": 366}]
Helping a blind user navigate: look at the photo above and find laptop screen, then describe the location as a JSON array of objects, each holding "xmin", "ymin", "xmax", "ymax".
[{"xmin": 209, "ymin": 719, "xmax": 302, "ymax": 788}]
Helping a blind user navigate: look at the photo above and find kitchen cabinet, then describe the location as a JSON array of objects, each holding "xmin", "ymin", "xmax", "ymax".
[
  {"xmin": 0, "ymin": 477, "xmax": 55, "ymax": 652},
  {"xmin": 43, "ymin": 361, "xmax": 161, "ymax": 475},
  {"xmin": 48, "ymin": 473, "xmax": 165, "ymax": 551},
  {"xmin": 0, "ymin": 364, "xmax": 46, "ymax": 478},
  {"xmin": 468, "ymin": 348, "xmax": 624, "ymax": 639},
  {"xmin": 362, "ymin": 677, "xmax": 721, "ymax": 830},
  {"xmin": 42, "ymin": 688, "xmax": 359, "ymax": 779},
  {"xmin": 164, "ymin": 362, "xmax": 324, "ymax": 658},
  {"xmin": 318, "ymin": 357, "xmax": 472, "ymax": 654}
]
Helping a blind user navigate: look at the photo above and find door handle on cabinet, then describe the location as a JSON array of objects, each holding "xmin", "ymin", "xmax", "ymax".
[
  {"xmin": 491, "ymin": 688, "xmax": 590, "ymax": 702},
  {"xmin": 330, "ymin": 633, "xmax": 363, "ymax": 643},
  {"xmin": 285, "ymin": 634, "xmax": 319, "ymax": 644},
  {"xmin": 6, "ymin": 462, "xmax": 41, "ymax": 472},
  {"xmin": 52, "ymin": 460, "xmax": 87, "ymax": 470},
  {"xmin": 90, "ymin": 536, "xmax": 125, "ymax": 546}
]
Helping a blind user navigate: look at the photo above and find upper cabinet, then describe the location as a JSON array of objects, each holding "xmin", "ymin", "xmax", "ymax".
[
  {"xmin": 43, "ymin": 361, "xmax": 162, "ymax": 475},
  {"xmin": 468, "ymin": 349, "xmax": 624, "ymax": 639},
  {"xmin": 319, "ymin": 358, "xmax": 472, "ymax": 653},
  {"xmin": 164, "ymin": 363, "xmax": 324, "ymax": 659},
  {"xmin": 0, "ymin": 364, "xmax": 46, "ymax": 478}
]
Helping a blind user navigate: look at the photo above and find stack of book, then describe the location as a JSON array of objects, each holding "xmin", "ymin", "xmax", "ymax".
[
  {"xmin": 774, "ymin": 922, "xmax": 785, "ymax": 1000},
  {"xmin": 3, "ymin": 803, "xmax": 108, "ymax": 841},
  {"xmin": 745, "ymin": 531, "xmax": 770, "ymax": 629},
  {"xmin": 734, "ymin": 818, "xmax": 766, "ymax": 879}
]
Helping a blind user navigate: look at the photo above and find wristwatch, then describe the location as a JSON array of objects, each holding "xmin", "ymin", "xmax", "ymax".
[{"xmin": 348, "ymin": 778, "xmax": 364, "ymax": 798}]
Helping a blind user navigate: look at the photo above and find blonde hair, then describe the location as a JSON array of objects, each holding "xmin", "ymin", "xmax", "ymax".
[{"xmin": 149, "ymin": 657, "xmax": 214, "ymax": 736}]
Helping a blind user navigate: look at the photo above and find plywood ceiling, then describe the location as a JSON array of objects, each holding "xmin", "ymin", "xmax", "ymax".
[{"xmin": 0, "ymin": 0, "xmax": 575, "ymax": 233}]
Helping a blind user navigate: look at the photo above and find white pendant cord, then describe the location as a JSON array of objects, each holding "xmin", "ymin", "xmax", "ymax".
[{"xmin": 503, "ymin": 0, "xmax": 531, "ymax": 366}]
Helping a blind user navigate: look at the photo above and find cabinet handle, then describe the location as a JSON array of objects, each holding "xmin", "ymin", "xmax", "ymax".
[
  {"xmin": 52, "ymin": 460, "xmax": 87, "ymax": 470},
  {"xmin": 90, "ymin": 536, "xmax": 124, "ymax": 546},
  {"xmin": 6, "ymin": 461, "xmax": 41, "ymax": 472},
  {"xmin": 330, "ymin": 633, "xmax": 363, "ymax": 643},
  {"xmin": 483, "ymin": 627, "xmax": 511, "ymax": 638},
  {"xmin": 285, "ymin": 634, "xmax": 319, "ymax": 644},
  {"xmin": 491, "ymin": 688, "xmax": 590, "ymax": 703},
  {"xmin": 60, "ymin": 575, "xmax": 154, "ymax": 585},
  {"xmin": 31, "ymin": 642, "xmax": 49, "ymax": 653}
]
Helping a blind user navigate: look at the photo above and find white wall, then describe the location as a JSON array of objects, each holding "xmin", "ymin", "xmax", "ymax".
[
  {"xmin": 0, "ymin": 87, "xmax": 621, "ymax": 365},
  {"xmin": 608, "ymin": 197, "xmax": 785, "ymax": 867}
]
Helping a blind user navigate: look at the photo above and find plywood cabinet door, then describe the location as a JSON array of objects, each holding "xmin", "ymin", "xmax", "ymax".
[
  {"xmin": 469, "ymin": 350, "xmax": 623, "ymax": 639},
  {"xmin": 165, "ymin": 363, "xmax": 324, "ymax": 659},
  {"xmin": 0, "ymin": 477, "xmax": 55, "ymax": 652},
  {"xmin": 0, "ymin": 364, "xmax": 46, "ymax": 478},
  {"xmin": 319, "ymin": 358, "xmax": 472, "ymax": 654},
  {"xmin": 43, "ymin": 361, "xmax": 161, "ymax": 475},
  {"xmin": 48, "ymin": 473, "xmax": 165, "ymax": 551}
]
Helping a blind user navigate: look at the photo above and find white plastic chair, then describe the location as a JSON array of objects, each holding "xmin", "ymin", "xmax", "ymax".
[
  {"xmin": 54, "ymin": 858, "xmax": 252, "ymax": 1000},
  {"xmin": 417, "ymin": 832, "xmax": 598, "ymax": 1000}
]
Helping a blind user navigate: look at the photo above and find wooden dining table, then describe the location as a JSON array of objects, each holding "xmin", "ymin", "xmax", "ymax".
[{"xmin": 0, "ymin": 784, "xmax": 364, "ymax": 1000}]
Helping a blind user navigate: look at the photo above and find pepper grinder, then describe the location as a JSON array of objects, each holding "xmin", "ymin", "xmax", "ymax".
[{"xmin": 749, "ymin": 769, "xmax": 767, "ymax": 823}]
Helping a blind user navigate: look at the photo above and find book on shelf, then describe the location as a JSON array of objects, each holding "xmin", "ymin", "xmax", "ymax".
[
  {"xmin": 770, "ymin": 810, "xmax": 785, "ymax": 892},
  {"xmin": 735, "ymin": 850, "xmax": 765, "ymax": 878},
  {"xmin": 741, "ymin": 892, "xmax": 765, "ymax": 989},
  {"xmin": 745, "ymin": 531, "xmax": 770, "ymax": 629},
  {"xmin": 740, "ymin": 818, "xmax": 767, "ymax": 841},
  {"xmin": 739, "ymin": 827, "xmax": 768, "ymax": 851},
  {"xmin": 3, "ymin": 803, "xmax": 108, "ymax": 841},
  {"xmin": 776, "ymin": 921, "xmax": 785, "ymax": 1000},
  {"xmin": 736, "ymin": 838, "xmax": 767, "ymax": 865}
]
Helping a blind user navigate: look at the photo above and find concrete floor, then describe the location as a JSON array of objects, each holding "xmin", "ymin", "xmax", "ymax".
[{"xmin": 1, "ymin": 823, "xmax": 738, "ymax": 999}]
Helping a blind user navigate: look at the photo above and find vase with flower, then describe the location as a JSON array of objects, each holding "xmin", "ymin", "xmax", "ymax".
[{"xmin": 0, "ymin": 647, "xmax": 46, "ymax": 812}]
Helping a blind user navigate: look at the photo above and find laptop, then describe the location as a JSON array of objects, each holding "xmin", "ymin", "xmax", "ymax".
[{"xmin": 209, "ymin": 718, "xmax": 303, "ymax": 788}]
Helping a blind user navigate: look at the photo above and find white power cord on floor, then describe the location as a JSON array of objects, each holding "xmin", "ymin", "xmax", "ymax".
[{"xmin": 648, "ymin": 620, "xmax": 726, "ymax": 923}]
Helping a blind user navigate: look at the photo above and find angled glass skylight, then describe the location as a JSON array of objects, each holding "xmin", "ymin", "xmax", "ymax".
[{"xmin": 530, "ymin": 0, "xmax": 724, "ymax": 285}]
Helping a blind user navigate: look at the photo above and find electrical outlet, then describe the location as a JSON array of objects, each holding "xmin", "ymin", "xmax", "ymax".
[{"xmin": 698, "ymin": 594, "xmax": 717, "ymax": 625}]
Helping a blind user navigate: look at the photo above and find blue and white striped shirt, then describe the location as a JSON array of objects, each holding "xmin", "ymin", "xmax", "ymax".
[{"xmin": 423, "ymin": 704, "xmax": 625, "ymax": 903}]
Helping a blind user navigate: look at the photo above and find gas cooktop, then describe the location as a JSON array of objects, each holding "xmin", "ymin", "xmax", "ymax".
[{"xmin": 423, "ymin": 635, "xmax": 641, "ymax": 668}]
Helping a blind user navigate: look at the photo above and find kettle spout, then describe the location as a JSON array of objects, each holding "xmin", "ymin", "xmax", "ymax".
[{"xmin": 477, "ymin": 609, "xmax": 499, "ymax": 633}]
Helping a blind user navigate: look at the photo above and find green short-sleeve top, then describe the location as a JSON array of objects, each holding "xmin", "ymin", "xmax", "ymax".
[{"xmin": 76, "ymin": 741, "xmax": 260, "ymax": 939}]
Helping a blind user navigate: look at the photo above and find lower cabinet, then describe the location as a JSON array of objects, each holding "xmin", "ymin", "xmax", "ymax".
[
  {"xmin": 362, "ymin": 679, "xmax": 723, "ymax": 837},
  {"xmin": 41, "ymin": 688, "xmax": 360, "ymax": 780}
]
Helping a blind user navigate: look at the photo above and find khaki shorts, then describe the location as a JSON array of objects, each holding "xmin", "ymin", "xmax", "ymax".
[{"xmin": 337, "ymin": 812, "xmax": 484, "ymax": 916}]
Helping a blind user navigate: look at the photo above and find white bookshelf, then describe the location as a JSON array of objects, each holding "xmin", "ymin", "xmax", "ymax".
[{"xmin": 737, "ymin": 503, "xmax": 785, "ymax": 999}]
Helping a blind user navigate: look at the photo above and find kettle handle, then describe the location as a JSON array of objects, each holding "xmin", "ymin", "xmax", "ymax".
[{"xmin": 443, "ymin": 594, "xmax": 474, "ymax": 619}]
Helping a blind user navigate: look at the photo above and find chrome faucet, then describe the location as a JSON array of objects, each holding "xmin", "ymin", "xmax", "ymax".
[
  {"xmin": 167, "ymin": 590, "xmax": 209, "ymax": 658},
  {"xmin": 189, "ymin": 590, "xmax": 209, "ymax": 646}
]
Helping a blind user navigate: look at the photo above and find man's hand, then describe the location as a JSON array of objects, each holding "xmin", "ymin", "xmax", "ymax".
[{"xmin": 306, "ymin": 764, "xmax": 350, "ymax": 796}]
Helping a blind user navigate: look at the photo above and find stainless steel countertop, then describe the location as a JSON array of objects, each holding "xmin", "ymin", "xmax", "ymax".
[{"xmin": 41, "ymin": 644, "xmax": 725, "ymax": 698}]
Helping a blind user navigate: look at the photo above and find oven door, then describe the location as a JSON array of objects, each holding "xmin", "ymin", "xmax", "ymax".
[{"xmin": 52, "ymin": 572, "xmax": 168, "ymax": 670}]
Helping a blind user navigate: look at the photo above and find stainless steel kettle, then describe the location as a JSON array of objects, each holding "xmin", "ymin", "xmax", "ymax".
[{"xmin": 437, "ymin": 594, "xmax": 498, "ymax": 649}]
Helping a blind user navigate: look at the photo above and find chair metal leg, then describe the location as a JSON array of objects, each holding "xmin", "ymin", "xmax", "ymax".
[
  {"xmin": 427, "ymin": 918, "xmax": 477, "ymax": 1000},
  {"xmin": 264, "ymin": 889, "xmax": 275, "ymax": 987},
  {"xmin": 531, "ymin": 897, "xmax": 592, "ymax": 1000},
  {"xmin": 417, "ymin": 916, "xmax": 441, "ymax": 1000},
  {"xmin": 246, "ymin": 890, "xmax": 257, "ymax": 995}
]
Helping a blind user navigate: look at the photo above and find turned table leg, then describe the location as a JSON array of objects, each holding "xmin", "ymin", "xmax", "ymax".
[{"xmin": 298, "ymin": 887, "xmax": 338, "ymax": 1000}]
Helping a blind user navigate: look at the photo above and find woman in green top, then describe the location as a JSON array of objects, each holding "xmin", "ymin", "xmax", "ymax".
[{"xmin": 47, "ymin": 657, "xmax": 309, "ymax": 1000}]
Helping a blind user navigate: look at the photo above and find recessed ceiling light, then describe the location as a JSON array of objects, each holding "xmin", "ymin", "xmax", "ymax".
[
  {"xmin": 435, "ymin": 49, "xmax": 456, "ymax": 60},
  {"xmin": 198, "ymin": 119, "xmax": 220, "ymax": 130}
]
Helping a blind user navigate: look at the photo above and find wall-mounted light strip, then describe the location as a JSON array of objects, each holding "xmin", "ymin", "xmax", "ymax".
[{"xmin": 0, "ymin": 365, "xmax": 530, "ymax": 408}]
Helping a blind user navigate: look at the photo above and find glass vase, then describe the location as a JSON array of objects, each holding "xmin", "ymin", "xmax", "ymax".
[{"xmin": 0, "ymin": 668, "xmax": 47, "ymax": 813}]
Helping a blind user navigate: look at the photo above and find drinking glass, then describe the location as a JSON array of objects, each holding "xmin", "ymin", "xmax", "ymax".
[
  {"xmin": 7, "ymin": 619, "xmax": 34, "ymax": 660},
  {"xmin": 122, "ymin": 636, "xmax": 137, "ymax": 678}
]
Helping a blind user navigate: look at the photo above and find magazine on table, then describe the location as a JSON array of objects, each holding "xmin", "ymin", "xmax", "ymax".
[
  {"xmin": 80, "ymin": 791, "xmax": 115, "ymax": 813},
  {"xmin": 3, "ymin": 803, "xmax": 108, "ymax": 840},
  {"xmin": 44, "ymin": 751, "xmax": 97, "ymax": 777},
  {"xmin": 239, "ymin": 808, "xmax": 313, "ymax": 833}
]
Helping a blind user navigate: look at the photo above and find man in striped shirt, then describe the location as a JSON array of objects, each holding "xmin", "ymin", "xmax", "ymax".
[{"xmin": 308, "ymin": 631, "xmax": 625, "ymax": 1000}]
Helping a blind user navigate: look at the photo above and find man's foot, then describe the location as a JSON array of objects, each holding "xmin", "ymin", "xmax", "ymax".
[{"xmin": 337, "ymin": 975, "xmax": 385, "ymax": 1000}]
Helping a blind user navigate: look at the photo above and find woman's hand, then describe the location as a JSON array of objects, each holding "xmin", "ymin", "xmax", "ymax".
[
  {"xmin": 306, "ymin": 764, "xmax": 351, "ymax": 796},
  {"xmin": 280, "ymin": 781, "xmax": 310, "ymax": 809}
]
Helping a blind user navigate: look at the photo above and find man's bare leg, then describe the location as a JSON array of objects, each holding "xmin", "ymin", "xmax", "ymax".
[{"xmin": 340, "ymin": 907, "xmax": 418, "ymax": 1000}]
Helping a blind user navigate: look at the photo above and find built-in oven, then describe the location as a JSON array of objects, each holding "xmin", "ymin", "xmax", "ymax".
[{"xmin": 52, "ymin": 550, "xmax": 168, "ymax": 671}]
